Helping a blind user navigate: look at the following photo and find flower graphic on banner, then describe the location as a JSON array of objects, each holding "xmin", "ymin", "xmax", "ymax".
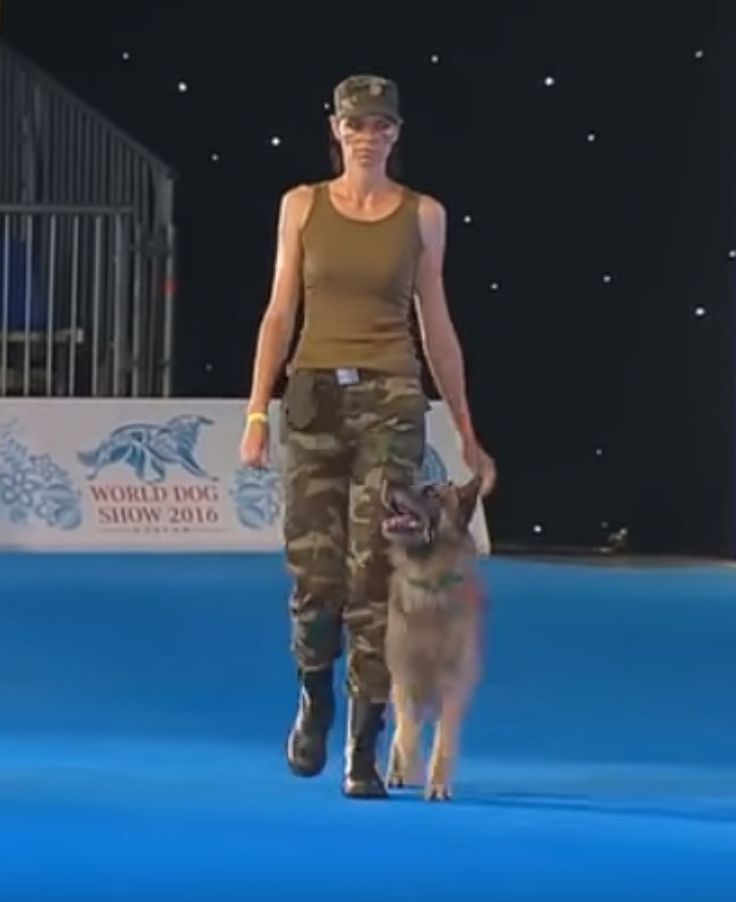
[
  {"xmin": 421, "ymin": 444, "xmax": 448, "ymax": 484},
  {"xmin": 0, "ymin": 425, "xmax": 82, "ymax": 529},
  {"xmin": 230, "ymin": 466, "xmax": 282, "ymax": 529},
  {"xmin": 77, "ymin": 415, "xmax": 215, "ymax": 484}
]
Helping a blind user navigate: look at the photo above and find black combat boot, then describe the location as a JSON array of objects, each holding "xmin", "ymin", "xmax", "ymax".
[
  {"xmin": 286, "ymin": 668, "xmax": 335, "ymax": 778},
  {"xmin": 342, "ymin": 697, "xmax": 389, "ymax": 799}
]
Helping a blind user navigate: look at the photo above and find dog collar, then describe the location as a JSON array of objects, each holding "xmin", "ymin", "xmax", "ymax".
[{"xmin": 407, "ymin": 571, "xmax": 465, "ymax": 592}]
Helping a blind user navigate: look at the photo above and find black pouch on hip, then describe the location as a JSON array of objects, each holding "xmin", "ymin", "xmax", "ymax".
[{"xmin": 283, "ymin": 370, "xmax": 319, "ymax": 431}]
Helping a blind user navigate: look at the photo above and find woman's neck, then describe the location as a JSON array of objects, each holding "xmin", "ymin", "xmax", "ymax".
[{"xmin": 338, "ymin": 165, "xmax": 392, "ymax": 202}]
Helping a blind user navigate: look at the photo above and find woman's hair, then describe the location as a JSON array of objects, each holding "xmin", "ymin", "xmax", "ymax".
[{"xmin": 328, "ymin": 134, "xmax": 403, "ymax": 179}]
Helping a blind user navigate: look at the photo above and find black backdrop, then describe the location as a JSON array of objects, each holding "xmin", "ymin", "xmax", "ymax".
[{"xmin": 6, "ymin": 0, "xmax": 736, "ymax": 556}]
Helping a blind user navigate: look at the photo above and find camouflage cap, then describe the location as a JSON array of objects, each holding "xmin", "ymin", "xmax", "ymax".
[{"xmin": 333, "ymin": 74, "xmax": 403, "ymax": 123}]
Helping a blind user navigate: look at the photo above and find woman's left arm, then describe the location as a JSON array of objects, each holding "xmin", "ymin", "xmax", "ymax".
[{"xmin": 413, "ymin": 194, "xmax": 497, "ymax": 496}]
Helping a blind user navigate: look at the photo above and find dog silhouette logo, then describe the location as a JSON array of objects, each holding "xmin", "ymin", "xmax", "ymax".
[{"xmin": 78, "ymin": 415, "xmax": 215, "ymax": 484}]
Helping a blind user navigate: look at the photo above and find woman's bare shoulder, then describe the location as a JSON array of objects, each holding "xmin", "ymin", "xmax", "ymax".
[
  {"xmin": 415, "ymin": 191, "xmax": 446, "ymax": 220},
  {"xmin": 279, "ymin": 182, "xmax": 321, "ymax": 229}
]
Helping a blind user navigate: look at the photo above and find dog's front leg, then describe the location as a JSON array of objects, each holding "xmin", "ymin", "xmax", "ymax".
[
  {"xmin": 426, "ymin": 691, "xmax": 468, "ymax": 801},
  {"xmin": 386, "ymin": 683, "xmax": 423, "ymax": 788}
]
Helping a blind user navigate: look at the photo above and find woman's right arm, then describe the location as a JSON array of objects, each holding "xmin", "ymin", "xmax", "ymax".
[{"xmin": 246, "ymin": 184, "xmax": 312, "ymax": 416}]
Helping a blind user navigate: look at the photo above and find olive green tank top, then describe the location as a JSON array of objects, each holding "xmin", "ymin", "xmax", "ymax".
[{"xmin": 290, "ymin": 181, "xmax": 423, "ymax": 377}]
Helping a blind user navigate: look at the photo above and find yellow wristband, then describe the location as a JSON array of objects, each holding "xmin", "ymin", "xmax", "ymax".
[{"xmin": 247, "ymin": 411, "xmax": 269, "ymax": 425}]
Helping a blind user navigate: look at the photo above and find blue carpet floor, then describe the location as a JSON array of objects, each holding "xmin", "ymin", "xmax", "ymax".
[{"xmin": 1, "ymin": 552, "xmax": 735, "ymax": 900}]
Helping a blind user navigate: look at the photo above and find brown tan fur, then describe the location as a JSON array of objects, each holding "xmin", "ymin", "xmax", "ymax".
[{"xmin": 381, "ymin": 477, "xmax": 484, "ymax": 801}]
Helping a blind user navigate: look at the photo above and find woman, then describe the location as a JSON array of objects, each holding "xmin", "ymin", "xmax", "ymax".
[{"xmin": 240, "ymin": 73, "xmax": 496, "ymax": 799}]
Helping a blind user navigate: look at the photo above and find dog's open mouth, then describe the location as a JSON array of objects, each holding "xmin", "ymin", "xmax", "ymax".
[
  {"xmin": 381, "ymin": 485, "xmax": 430, "ymax": 541},
  {"xmin": 383, "ymin": 511, "xmax": 424, "ymax": 536}
]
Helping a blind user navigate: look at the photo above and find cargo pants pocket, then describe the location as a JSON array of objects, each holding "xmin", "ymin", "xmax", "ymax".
[{"xmin": 280, "ymin": 370, "xmax": 321, "ymax": 443}]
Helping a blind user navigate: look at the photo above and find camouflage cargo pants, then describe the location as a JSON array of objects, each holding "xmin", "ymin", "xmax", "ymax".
[{"xmin": 281, "ymin": 368, "xmax": 427, "ymax": 702}]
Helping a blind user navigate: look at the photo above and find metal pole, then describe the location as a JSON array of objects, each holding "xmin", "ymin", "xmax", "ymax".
[
  {"xmin": 112, "ymin": 213, "xmax": 122, "ymax": 396},
  {"xmin": 68, "ymin": 214, "xmax": 79, "ymax": 396},
  {"xmin": 22, "ymin": 212, "xmax": 32, "ymax": 395},
  {"xmin": 91, "ymin": 215, "xmax": 102, "ymax": 396},
  {"xmin": 162, "ymin": 223, "xmax": 175, "ymax": 397},
  {"xmin": 0, "ymin": 219, "xmax": 9, "ymax": 397},
  {"xmin": 45, "ymin": 212, "xmax": 57, "ymax": 395},
  {"xmin": 131, "ymin": 222, "xmax": 142, "ymax": 397}
]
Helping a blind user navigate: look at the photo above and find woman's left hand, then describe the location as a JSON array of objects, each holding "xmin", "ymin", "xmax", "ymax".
[{"xmin": 462, "ymin": 437, "xmax": 497, "ymax": 497}]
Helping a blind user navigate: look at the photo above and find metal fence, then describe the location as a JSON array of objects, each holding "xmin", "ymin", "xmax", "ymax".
[
  {"xmin": 0, "ymin": 39, "xmax": 176, "ymax": 397},
  {"xmin": 0, "ymin": 205, "xmax": 174, "ymax": 397}
]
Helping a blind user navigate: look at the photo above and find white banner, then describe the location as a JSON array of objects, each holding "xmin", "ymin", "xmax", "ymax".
[{"xmin": 0, "ymin": 399, "xmax": 490, "ymax": 554}]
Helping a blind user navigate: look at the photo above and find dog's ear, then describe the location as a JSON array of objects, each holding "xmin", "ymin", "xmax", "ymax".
[{"xmin": 456, "ymin": 475, "xmax": 481, "ymax": 530}]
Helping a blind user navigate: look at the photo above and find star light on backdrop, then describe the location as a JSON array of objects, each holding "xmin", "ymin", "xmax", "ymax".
[{"xmin": 7, "ymin": 2, "xmax": 733, "ymax": 555}]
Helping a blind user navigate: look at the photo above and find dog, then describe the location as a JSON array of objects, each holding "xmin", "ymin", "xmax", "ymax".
[{"xmin": 381, "ymin": 475, "xmax": 485, "ymax": 801}]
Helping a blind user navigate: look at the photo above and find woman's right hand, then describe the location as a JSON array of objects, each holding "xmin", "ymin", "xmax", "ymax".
[{"xmin": 239, "ymin": 419, "xmax": 270, "ymax": 469}]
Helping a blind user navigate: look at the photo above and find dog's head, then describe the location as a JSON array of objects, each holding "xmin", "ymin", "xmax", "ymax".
[{"xmin": 381, "ymin": 476, "xmax": 481, "ymax": 551}]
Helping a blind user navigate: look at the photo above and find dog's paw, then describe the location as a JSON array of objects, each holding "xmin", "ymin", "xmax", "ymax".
[
  {"xmin": 386, "ymin": 748, "xmax": 423, "ymax": 790},
  {"xmin": 387, "ymin": 769, "xmax": 423, "ymax": 790},
  {"xmin": 425, "ymin": 783, "xmax": 452, "ymax": 802}
]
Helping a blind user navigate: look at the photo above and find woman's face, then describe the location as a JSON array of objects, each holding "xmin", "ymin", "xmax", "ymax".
[{"xmin": 331, "ymin": 114, "xmax": 401, "ymax": 170}]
